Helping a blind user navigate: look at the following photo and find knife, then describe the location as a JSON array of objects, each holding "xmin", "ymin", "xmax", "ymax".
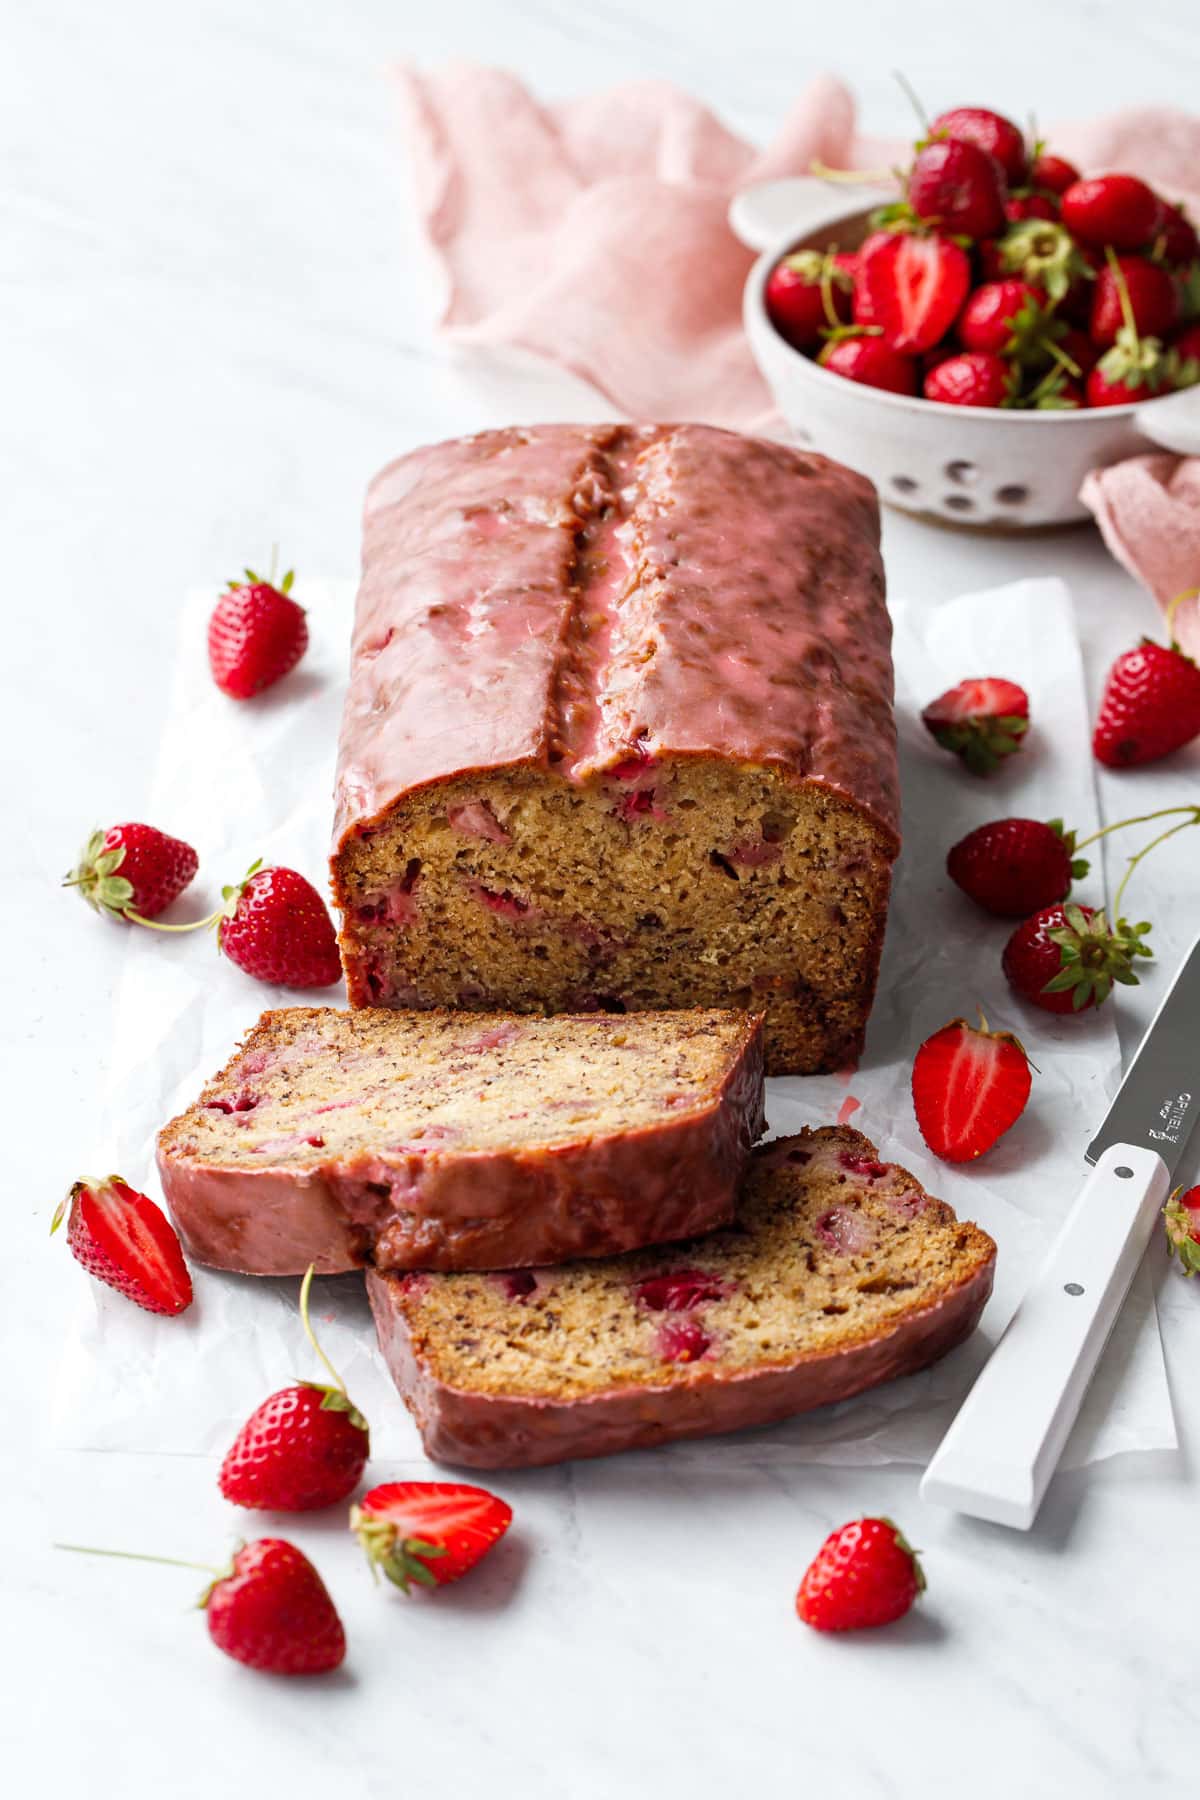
[{"xmin": 920, "ymin": 934, "xmax": 1200, "ymax": 1530}]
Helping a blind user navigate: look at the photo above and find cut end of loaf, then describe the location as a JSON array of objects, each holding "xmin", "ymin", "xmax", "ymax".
[{"xmin": 333, "ymin": 759, "xmax": 893, "ymax": 1074}]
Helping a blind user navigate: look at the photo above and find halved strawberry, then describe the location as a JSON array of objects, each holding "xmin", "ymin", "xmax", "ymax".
[
  {"xmin": 854, "ymin": 232, "xmax": 970, "ymax": 354},
  {"xmin": 350, "ymin": 1482, "xmax": 512, "ymax": 1592},
  {"xmin": 921, "ymin": 677, "xmax": 1030, "ymax": 774},
  {"xmin": 52, "ymin": 1176, "xmax": 193, "ymax": 1315},
  {"xmin": 911, "ymin": 1017, "xmax": 1033, "ymax": 1163}
]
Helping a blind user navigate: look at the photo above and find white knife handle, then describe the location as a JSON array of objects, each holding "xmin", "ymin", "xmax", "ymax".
[{"xmin": 920, "ymin": 1143, "xmax": 1170, "ymax": 1530}]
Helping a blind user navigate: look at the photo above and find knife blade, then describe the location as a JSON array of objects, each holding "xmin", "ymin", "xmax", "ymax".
[
  {"xmin": 921, "ymin": 935, "xmax": 1200, "ymax": 1530},
  {"xmin": 1086, "ymin": 934, "xmax": 1200, "ymax": 1177}
]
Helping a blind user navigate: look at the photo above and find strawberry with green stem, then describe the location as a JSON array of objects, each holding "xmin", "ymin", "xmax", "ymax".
[
  {"xmin": 1087, "ymin": 249, "xmax": 1178, "ymax": 407},
  {"xmin": 56, "ymin": 1539, "xmax": 345, "ymax": 1674},
  {"xmin": 219, "ymin": 1265, "xmax": 370, "ymax": 1512},
  {"xmin": 1002, "ymin": 803, "xmax": 1200, "ymax": 1012},
  {"xmin": 107, "ymin": 856, "xmax": 341, "ymax": 988},
  {"xmin": 208, "ymin": 558, "xmax": 308, "ymax": 700},
  {"xmin": 765, "ymin": 247, "xmax": 854, "ymax": 350},
  {"xmin": 1093, "ymin": 589, "xmax": 1200, "ymax": 766},
  {"xmin": 65, "ymin": 823, "xmax": 199, "ymax": 922}
]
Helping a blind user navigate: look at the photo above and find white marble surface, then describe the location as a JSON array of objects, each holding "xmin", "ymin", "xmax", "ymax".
[{"xmin": 6, "ymin": 3, "xmax": 1200, "ymax": 1795}]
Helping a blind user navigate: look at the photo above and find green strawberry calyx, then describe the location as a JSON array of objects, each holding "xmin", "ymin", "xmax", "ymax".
[
  {"xmin": 1164, "ymin": 1190, "xmax": 1200, "ymax": 1277},
  {"xmin": 63, "ymin": 829, "xmax": 136, "ymax": 919},
  {"xmin": 1042, "ymin": 905, "xmax": 1153, "ymax": 1009}
]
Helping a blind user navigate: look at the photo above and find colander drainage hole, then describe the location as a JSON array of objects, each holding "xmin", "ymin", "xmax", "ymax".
[
  {"xmin": 892, "ymin": 475, "xmax": 919, "ymax": 494},
  {"xmin": 943, "ymin": 494, "xmax": 975, "ymax": 512},
  {"xmin": 944, "ymin": 460, "xmax": 978, "ymax": 485},
  {"xmin": 995, "ymin": 484, "xmax": 1029, "ymax": 505}
]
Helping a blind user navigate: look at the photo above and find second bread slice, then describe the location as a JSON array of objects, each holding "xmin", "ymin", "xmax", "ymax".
[{"xmin": 157, "ymin": 1006, "xmax": 765, "ymax": 1275}]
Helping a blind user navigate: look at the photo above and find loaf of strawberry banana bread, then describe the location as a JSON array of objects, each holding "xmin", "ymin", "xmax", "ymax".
[
  {"xmin": 367, "ymin": 1125, "xmax": 996, "ymax": 1469},
  {"xmin": 157, "ymin": 1005, "xmax": 765, "ymax": 1275},
  {"xmin": 332, "ymin": 424, "xmax": 899, "ymax": 1075}
]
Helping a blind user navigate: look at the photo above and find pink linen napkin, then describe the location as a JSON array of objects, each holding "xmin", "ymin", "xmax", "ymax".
[
  {"xmin": 394, "ymin": 65, "xmax": 893, "ymax": 426},
  {"xmin": 1081, "ymin": 458, "xmax": 1200, "ymax": 657}
]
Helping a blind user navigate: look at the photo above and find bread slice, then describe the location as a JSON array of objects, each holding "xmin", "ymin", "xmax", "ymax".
[
  {"xmin": 157, "ymin": 1006, "xmax": 765, "ymax": 1275},
  {"xmin": 367, "ymin": 1125, "xmax": 996, "ymax": 1468}
]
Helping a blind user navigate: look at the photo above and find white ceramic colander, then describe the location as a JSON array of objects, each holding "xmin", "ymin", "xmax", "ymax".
[{"xmin": 732, "ymin": 178, "xmax": 1200, "ymax": 529}]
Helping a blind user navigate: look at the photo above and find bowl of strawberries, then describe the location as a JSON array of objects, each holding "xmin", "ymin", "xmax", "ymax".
[{"xmin": 733, "ymin": 103, "xmax": 1200, "ymax": 527}]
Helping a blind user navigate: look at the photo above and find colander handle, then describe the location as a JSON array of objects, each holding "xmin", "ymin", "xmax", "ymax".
[
  {"xmin": 728, "ymin": 177, "xmax": 894, "ymax": 254},
  {"xmin": 1135, "ymin": 386, "xmax": 1200, "ymax": 457}
]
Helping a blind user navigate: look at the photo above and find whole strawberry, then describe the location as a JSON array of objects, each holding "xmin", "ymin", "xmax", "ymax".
[
  {"xmin": 924, "ymin": 350, "xmax": 1013, "ymax": 408},
  {"xmin": 1093, "ymin": 605, "xmax": 1200, "ymax": 767},
  {"xmin": 921, "ymin": 677, "xmax": 1030, "ymax": 774},
  {"xmin": 204, "ymin": 1539, "xmax": 345, "ymax": 1674},
  {"xmin": 217, "ymin": 862, "xmax": 342, "ymax": 988},
  {"xmin": 1164, "ymin": 1186, "xmax": 1200, "ymax": 1276},
  {"xmin": 796, "ymin": 1517, "xmax": 924, "ymax": 1632},
  {"xmin": 928, "ymin": 107, "xmax": 1027, "ymax": 185},
  {"xmin": 819, "ymin": 334, "xmax": 918, "ymax": 395},
  {"xmin": 1002, "ymin": 903, "xmax": 1153, "ymax": 1013},
  {"xmin": 52, "ymin": 1176, "xmax": 193, "ymax": 1315},
  {"xmin": 1086, "ymin": 338, "xmax": 1175, "ymax": 407},
  {"xmin": 66, "ymin": 823, "xmax": 198, "ymax": 922},
  {"xmin": 958, "ymin": 279, "xmax": 1049, "ymax": 359},
  {"xmin": 1030, "ymin": 152, "xmax": 1080, "ymax": 197},
  {"xmin": 1089, "ymin": 256, "xmax": 1177, "ymax": 350},
  {"xmin": 220, "ymin": 1268, "xmax": 369, "ymax": 1511},
  {"xmin": 908, "ymin": 139, "xmax": 1007, "ymax": 240},
  {"xmin": 765, "ymin": 250, "xmax": 853, "ymax": 350},
  {"xmin": 912, "ymin": 1016, "xmax": 1032, "ymax": 1162},
  {"xmin": 947, "ymin": 818, "xmax": 1088, "ymax": 917},
  {"xmin": 208, "ymin": 567, "xmax": 308, "ymax": 700},
  {"xmin": 1061, "ymin": 174, "xmax": 1163, "ymax": 251},
  {"xmin": 1160, "ymin": 203, "xmax": 1200, "ymax": 266},
  {"xmin": 351, "ymin": 1481, "xmax": 513, "ymax": 1592}
]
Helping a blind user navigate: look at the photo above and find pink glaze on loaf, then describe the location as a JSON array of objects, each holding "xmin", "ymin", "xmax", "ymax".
[{"xmin": 332, "ymin": 423, "xmax": 898, "ymax": 849}]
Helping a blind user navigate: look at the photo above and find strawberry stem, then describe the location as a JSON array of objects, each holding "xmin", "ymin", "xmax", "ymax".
[
  {"xmin": 819, "ymin": 246, "xmax": 842, "ymax": 332},
  {"xmin": 1112, "ymin": 816, "xmax": 1199, "ymax": 920},
  {"xmin": 1163, "ymin": 586, "xmax": 1200, "ymax": 648},
  {"xmin": 54, "ymin": 1543, "xmax": 222, "ymax": 1575},
  {"xmin": 809, "ymin": 158, "xmax": 895, "ymax": 185},
  {"xmin": 1044, "ymin": 337, "xmax": 1083, "ymax": 380},
  {"xmin": 120, "ymin": 858, "xmax": 262, "ymax": 934},
  {"xmin": 1073, "ymin": 804, "xmax": 1200, "ymax": 853},
  {"xmin": 1105, "ymin": 246, "xmax": 1139, "ymax": 344},
  {"xmin": 298, "ymin": 1264, "xmax": 348, "ymax": 1397},
  {"xmin": 121, "ymin": 909, "xmax": 222, "ymax": 933},
  {"xmin": 892, "ymin": 69, "xmax": 930, "ymax": 134}
]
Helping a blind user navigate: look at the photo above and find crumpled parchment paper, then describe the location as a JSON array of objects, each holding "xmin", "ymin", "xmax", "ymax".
[{"xmin": 48, "ymin": 577, "xmax": 1175, "ymax": 1469}]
